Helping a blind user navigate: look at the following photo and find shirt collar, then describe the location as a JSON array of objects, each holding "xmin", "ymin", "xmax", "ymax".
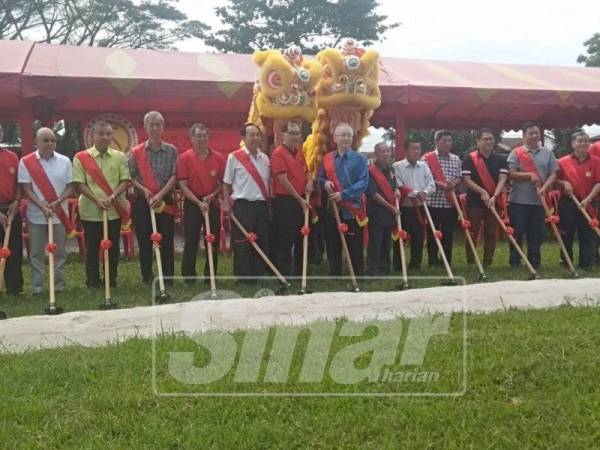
[
  {"xmin": 145, "ymin": 140, "xmax": 167, "ymax": 152},
  {"xmin": 35, "ymin": 149, "xmax": 56, "ymax": 160},
  {"xmin": 525, "ymin": 144, "xmax": 541, "ymax": 153},
  {"xmin": 91, "ymin": 146, "xmax": 112, "ymax": 157},
  {"xmin": 194, "ymin": 147, "xmax": 212, "ymax": 159},
  {"xmin": 282, "ymin": 144, "xmax": 296, "ymax": 155},
  {"xmin": 435, "ymin": 149, "xmax": 450, "ymax": 158},
  {"xmin": 570, "ymin": 152, "xmax": 589, "ymax": 163},
  {"xmin": 375, "ymin": 161, "xmax": 388, "ymax": 170},
  {"xmin": 402, "ymin": 159, "xmax": 420, "ymax": 167},
  {"xmin": 243, "ymin": 146, "xmax": 261, "ymax": 159}
]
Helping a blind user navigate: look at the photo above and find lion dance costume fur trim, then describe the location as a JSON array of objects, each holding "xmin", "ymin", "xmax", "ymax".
[
  {"xmin": 303, "ymin": 38, "xmax": 382, "ymax": 175},
  {"xmin": 247, "ymin": 45, "xmax": 323, "ymax": 151}
]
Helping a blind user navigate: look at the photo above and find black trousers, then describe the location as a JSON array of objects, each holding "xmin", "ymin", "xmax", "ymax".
[
  {"xmin": 426, "ymin": 206, "xmax": 458, "ymax": 266},
  {"xmin": 272, "ymin": 195, "xmax": 304, "ymax": 277},
  {"xmin": 132, "ymin": 197, "xmax": 175, "ymax": 282},
  {"xmin": 558, "ymin": 197, "xmax": 597, "ymax": 268},
  {"xmin": 182, "ymin": 200, "xmax": 220, "ymax": 279},
  {"xmin": 83, "ymin": 218, "xmax": 121, "ymax": 286},
  {"xmin": 325, "ymin": 213, "xmax": 364, "ymax": 277},
  {"xmin": 0, "ymin": 212, "xmax": 23, "ymax": 294},
  {"xmin": 508, "ymin": 203, "xmax": 546, "ymax": 269},
  {"xmin": 393, "ymin": 207, "xmax": 426, "ymax": 269},
  {"xmin": 232, "ymin": 200, "xmax": 270, "ymax": 280},
  {"xmin": 366, "ymin": 220, "xmax": 392, "ymax": 275}
]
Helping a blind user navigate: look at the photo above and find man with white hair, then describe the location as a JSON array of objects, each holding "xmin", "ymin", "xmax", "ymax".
[
  {"xmin": 129, "ymin": 111, "xmax": 178, "ymax": 285},
  {"xmin": 19, "ymin": 127, "xmax": 73, "ymax": 295},
  {"xmin": 318, "ymin": 122, "xmax": 369, "ymax": 276}
]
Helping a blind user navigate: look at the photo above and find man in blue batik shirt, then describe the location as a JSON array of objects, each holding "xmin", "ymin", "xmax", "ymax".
[{"xmin": 319, "ymin": 122, "xmax": 369, "ymax": 276}]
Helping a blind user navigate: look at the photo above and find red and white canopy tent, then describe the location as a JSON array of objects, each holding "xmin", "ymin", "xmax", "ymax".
[{"xmin": 2, "ymin": 39, "xmax": 600, "ymax": 159}]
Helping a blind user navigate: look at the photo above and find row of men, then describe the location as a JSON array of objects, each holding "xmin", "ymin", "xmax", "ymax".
[
  {"xmin": 1, "ymin": 117, "xmax": 599, "ymax": 295},
  {"xmin": 371, "ymin": 125, "xmax": 600, "ymax": 274}
]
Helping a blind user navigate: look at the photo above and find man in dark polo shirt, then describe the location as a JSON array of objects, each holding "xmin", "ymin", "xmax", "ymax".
[
  {"xmin": 177, "ymin": 123, "xmax": 225, "ymax": 283},
  {"xmin": 0, "ymin": 123, "xmax": 23, "ymax": 296},
  {"xmin": 270, "ymin": 121, "xmax": 312, "ymax": 277},
  {"xmin": 461, "ymin": 128, "xmax": 509, "ymax": 267},
  {"xmin": 366, "ymin": 142, "xmax": 397, "ymax": 275},
  {"xmin": 129, "ymin": 111, "xmax": 178, "ymax": 285}
]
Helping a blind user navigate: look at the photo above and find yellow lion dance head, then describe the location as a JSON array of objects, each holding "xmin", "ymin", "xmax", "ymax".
[
  {"xmin": 304, "ymin": 38, "xmax": 381, "ymax": 174},
  {"xmin": 247, "ymin": 45, "xmax": 323, "ymax": 151}
]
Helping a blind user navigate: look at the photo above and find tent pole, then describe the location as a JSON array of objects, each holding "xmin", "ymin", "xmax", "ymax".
[
  {"xmin": 394, "ymin": 108, "xmax": 406, "ymax": 161},
  {"xmin": 18, "ymin": 101, "xmax": 34, "ymax": 156}
]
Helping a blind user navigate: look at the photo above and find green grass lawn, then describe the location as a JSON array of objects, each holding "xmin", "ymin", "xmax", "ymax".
[
  {"xmin": 1, "ymin": 237, "xmax": 598, "ymax": 319},
  {"xmin": 1, "ymin": 238, "xmax": 600, "ymax": 448},
  {"xmin": 1, "ymin": 306, "xmax": 599, "ymax": 448}
]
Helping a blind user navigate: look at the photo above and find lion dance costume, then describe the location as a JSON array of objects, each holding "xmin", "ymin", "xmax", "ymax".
[
  {"xmin": 303, "ymin": 38, "xmax": 382, "ymax": 176},
  {"xmin": 247, "ymin": 45, "xmax": 323, "ymax": 152}
]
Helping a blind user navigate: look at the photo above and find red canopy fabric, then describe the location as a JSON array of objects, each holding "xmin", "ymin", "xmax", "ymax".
[
  {"xmin": 0, "ymin": 40, "xmax": 33, "ymax": 114},
  {"xmin": 377, "ymin": 57, "xmax": 600, "ymax": 129},
  {"xmin": 3, "ymin": 40, "xmax": 600, "ymax": 131}
]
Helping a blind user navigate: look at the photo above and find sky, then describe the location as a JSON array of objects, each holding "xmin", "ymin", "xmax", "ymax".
[
  {"xmin": 176, "ymin": 0, "xmax": 599, "ymax": 66},
  {"xmin": 175, "ymin": 0, "xmax": 600, "ymax": 142}
]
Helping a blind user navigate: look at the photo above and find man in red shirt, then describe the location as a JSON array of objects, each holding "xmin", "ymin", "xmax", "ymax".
[
  {"xmin": 556, "ymin": 130, "xmax": 600, "ymax": 269},
  {"xmin": 0, "ymin": 123, "xmax": 23, "ymax": 295},
  {"xmin": 589, "ymin": 139, "xmax": 600, "ymax": 158},
  {"xmin": 270, "ymin": 122, "xmax": 313, "ymax": 276},
  {"xmin": 177, "ymin": 123, "xmax": 225, "ymax": 284}
]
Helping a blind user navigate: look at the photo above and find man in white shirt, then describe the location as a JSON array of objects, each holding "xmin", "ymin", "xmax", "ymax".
[
  {"xmin": 223, "ymin": 123, "xmax": 271, "ymax": 282},
  {"xmin": 392, "ymin": 140, "xmax": 435, "ymax": 270},
  {"xmin": 18, "ymin": 128, "xmax": 73, "ymax": 295}
]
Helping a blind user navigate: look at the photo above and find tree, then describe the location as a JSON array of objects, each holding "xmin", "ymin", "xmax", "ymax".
[
  {"xmin": 577, "ymin": 33, "xmax": 600, "ymax": 67},
  {"xmin": 0, "ymin": 0, "xmax": 209, "ymax": 49},
  {"xmin": 205, "ymin": 0, "xmax": 400, "ymax": 54}
]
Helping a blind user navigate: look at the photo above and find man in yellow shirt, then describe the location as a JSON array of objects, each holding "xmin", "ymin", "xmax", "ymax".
[{"xmin": 72, "ymin": 121, "xmax": 131, "ymax": 288}]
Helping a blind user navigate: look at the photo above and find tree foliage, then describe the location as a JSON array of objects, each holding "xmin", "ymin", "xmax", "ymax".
[
  {"xmin": 577, "ymin": 32, "xmax": 600, "ymax": 67},
  {"xmin": 0, "ymin": 0, "xmax": 209, "ymax": 49},
  {"xmin": 205, "ymin": 0, "xmax": 400, "ymax": 54}
]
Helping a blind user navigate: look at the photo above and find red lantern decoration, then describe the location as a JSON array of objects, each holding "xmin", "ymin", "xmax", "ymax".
[
  {"xmin": 100, "ymin": 239, "xmax": 112, "ymax": 251},
  {"xmin": 0, "ymin": 247, "xmax": 11, "ymax": 259},
  {"xmin": 398, "ymin": 229, "xmax": 409, "ymax": 241},
  {"xmin": 205, "ymin": 233, "xmax": 216, "ymax": 244},
  {"xmin": 246, "ymin": 232, "xmax": 258, "ymax": 243},
  {"xmin": 589, "ymin": 219, "xmax": 599, "ymax": 228},
  {"xmin": 505, "ymin": 226, "xmax": 515, "ymax": 236},
  {"xmin": 46, "ymin": 243, "xmax": 58, "ymax": 254},
  {"xmin": 338, "ymin": 223, "xmax": 348, "ymax": 234},
  {"xmin": 150, "ymin": 232, "xmax": 162, "ymax": 247},
  {"xmin": 545, "ymin": 215, "xmax": 560, "ymax": 225},
  {"xmin": 460, "ymin": 219, "xmax": 471, "ymax": 230},
  {"xmin": 300, "ymin": 225, "xmax": 311, "ymax": 237},
  {"xmin": 433, "ymin": 230, "xmax": 443, "ymax": 240}
]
